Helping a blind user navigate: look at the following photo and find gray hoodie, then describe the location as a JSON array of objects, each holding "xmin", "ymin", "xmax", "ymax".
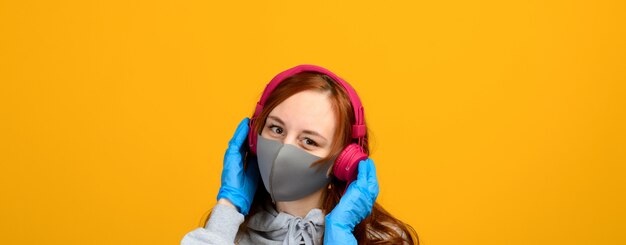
[{"xmin": 181, "ymin": 200, "xmax": 325, "ymax": 245}]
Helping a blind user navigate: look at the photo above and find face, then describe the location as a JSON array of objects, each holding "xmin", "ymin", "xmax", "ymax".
[{"xmin": 261, "ymin": 90, "xmax": 336, "ymax": 158}]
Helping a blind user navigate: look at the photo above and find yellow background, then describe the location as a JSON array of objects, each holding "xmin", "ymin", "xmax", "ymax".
[{"xmin": 1, "ymin": 0, "xmax": 625, "ymax": 244}]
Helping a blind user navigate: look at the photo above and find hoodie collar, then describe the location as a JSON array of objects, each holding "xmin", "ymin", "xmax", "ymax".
[{"xmin": 246, "ymin": 199, "xmax": 325, "ymax": 245}]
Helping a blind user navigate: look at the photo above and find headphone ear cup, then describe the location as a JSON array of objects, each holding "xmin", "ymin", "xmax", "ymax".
[{"xmin": 333, "ymin": 143, "xmax": 368, "ymax": 182}]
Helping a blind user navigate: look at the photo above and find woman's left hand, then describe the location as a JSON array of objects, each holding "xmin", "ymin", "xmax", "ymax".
[{"xmin": 324, "ymin": 158, "xmax": 379, "ymax": 244}]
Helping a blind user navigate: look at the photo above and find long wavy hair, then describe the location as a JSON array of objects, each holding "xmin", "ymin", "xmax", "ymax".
[{"xmin": 203, "ymin": 71, "xmax": 419, "ymax": 244}]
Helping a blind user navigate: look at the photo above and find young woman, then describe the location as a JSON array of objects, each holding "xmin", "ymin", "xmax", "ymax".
[{"xmin": 182, "ymin": 65, "xmax": 419, "ymax": 244}]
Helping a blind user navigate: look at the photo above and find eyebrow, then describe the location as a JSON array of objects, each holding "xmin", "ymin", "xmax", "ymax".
[{"xmin": 267, "ymin": 115, "xmax": 328, "ymax": 142}]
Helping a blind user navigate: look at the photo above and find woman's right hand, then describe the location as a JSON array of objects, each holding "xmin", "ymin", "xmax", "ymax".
[
  {"xmin": 324, "ymin": 158, "xmax": 379, "ymax": 244},
  {"xmin": 216, "ymin": 118, "xmax": 259, "ymax": 215}
]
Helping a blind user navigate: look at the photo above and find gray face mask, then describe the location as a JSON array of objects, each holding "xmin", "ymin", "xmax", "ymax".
[{"xmin": 256, "ymin": 134, "xmax": 333, "ymax": 202}]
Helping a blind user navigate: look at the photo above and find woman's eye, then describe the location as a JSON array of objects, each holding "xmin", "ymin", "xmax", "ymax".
[
  {"xmin": 303, "ymin": 138, "xmax": 318, "ymax": 146},
  {"xmin": 269, "ymin": 125, "xmax": 283, "ymax": 135}
]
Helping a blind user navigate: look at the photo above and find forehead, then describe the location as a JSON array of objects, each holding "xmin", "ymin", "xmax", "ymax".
[{"xmin": 268, "ymin": 90, "xmax": 336, "ymax": 137}]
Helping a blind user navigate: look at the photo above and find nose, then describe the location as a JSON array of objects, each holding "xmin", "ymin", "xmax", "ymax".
[{"xmin": 280, "ymin": 135, "xmax": 298, "ymax": 147}]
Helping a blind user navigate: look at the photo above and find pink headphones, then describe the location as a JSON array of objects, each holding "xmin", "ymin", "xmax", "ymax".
[{"xmin": 247, "ymin": 64, "xmax": 368, "ymax": 183}]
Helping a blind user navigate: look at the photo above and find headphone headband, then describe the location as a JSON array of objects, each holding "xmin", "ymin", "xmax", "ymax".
[{"xmin": 253, "ymin": 64, "xmax": 366, "ymax": 139}]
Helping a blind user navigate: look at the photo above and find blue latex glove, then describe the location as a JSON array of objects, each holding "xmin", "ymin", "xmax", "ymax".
[
  {"xmin": 324, "ymin": 158, "xmax": 379, "ymax": 244},
  {"xmin": 216, "ymin": 118, "xmax": 260, "ymax": 215}
]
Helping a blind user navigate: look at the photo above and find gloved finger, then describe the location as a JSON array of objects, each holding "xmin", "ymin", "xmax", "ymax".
[
  {"xmin": 227, "ymin": 118, "xmax": 250, "ymax": 151},
  {"xmin": 342, "ymin": 158, "xmax": 370, "ymax": 203},
  {"xmin": 223, "ymin": 118, "xmax": 249, "ymax": 176},
  {"xmin": 355, "ymin": 158, "xmax": 369, "ymax": 185},
  {"xmin": 358, "ymin": 158, "xmax": 379, "ymax": 199},
  {"xmin": 366, "ymin": 159, "xmax": 379, "ymax": 198}
]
